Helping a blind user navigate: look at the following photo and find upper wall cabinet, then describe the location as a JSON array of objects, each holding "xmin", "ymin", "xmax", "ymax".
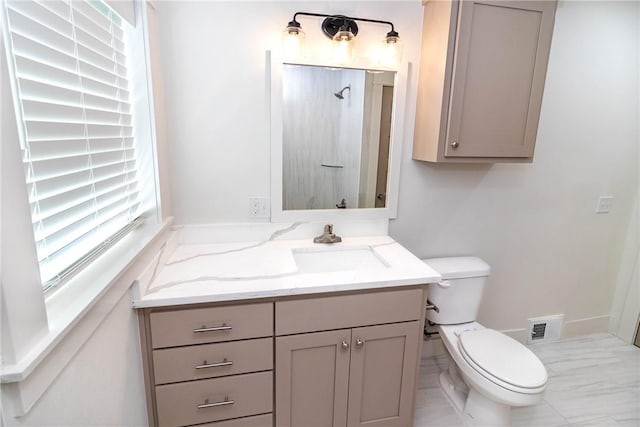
[{"xmin": 413, "ymin": 0, "xmax": 557, "ymax": 163}]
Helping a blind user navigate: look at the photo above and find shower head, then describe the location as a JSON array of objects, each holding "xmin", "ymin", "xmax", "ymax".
[{"xmin": 334, "ymin": 85, "xmax": 351, "ymax": 99}]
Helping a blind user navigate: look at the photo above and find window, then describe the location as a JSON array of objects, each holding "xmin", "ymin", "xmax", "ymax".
[{"xmin": 3, "ymin": 0, "xmax": 142, "ymax": 290}]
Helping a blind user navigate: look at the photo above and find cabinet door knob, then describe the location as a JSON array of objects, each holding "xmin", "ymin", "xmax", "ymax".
[
  {"xmin": 341, "ymin": 340, "xmax": 350, "ymax": 350},
  {"xmin": 450, "ymin": 141, "xmax": 459, "ymax": 149},
  {"xmin": 355, "ymin": 339, "xmax": 364, "ymax": 348}
]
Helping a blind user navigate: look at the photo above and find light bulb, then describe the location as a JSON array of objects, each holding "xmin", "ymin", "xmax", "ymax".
[
  {"xmin": 282, "ymin": 22, "xmax": 305, "ymax": 62},
  {"xmin": 332, "ymin": 29, "xmax": 355, "ymax": 65},
  {"xmin": 378, "ymin": 31, "xmax": 403, "ymax": 68}
]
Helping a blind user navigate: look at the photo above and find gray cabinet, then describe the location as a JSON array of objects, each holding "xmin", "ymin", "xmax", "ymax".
[
  {"xmin": 276, "ymin": 322, "xmax": 420, "ymax": 427},
  {"xmin": 138, "ymin": 288, "xmax": 427, "ymax": 427},
  {"xmin": 347, "ymin": 322, "xmax": 420, "ymax": 427},
  {"xmin": 274, "ymin": 288, "xmax": 425, "ymax": 427},
  {"xmin": 275, "ymin": 330, "xmax": 351, "ymax": 427},
  {"xmin": 413, "ymin": 0, "xmax": 557, "ymax": 163},
  {"xmin": 138, "ymin": 303, "xmax": 274, "ymax": 427}
]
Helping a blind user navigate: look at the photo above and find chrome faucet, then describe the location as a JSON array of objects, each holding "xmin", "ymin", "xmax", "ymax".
[{"xmin": 313, "ymin": 224, "xmax": 342, "ymax": 244}]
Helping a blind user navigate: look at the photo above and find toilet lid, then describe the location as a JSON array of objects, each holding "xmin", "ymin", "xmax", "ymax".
[{"xmin": 458, "ymin": 329, "xmax": 547, "ymax": 389}]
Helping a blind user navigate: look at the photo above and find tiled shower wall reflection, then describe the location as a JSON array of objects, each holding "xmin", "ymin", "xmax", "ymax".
[{"xmin": 283, "ymin": 65, "xmax": 364, "ymax": 210}]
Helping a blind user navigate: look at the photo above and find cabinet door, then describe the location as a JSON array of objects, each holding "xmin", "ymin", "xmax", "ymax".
[
  {"xmin": 347, "ymin": 322, "xmax": 420, "ymax": 427},
  {"xmin": 446, "ymin": 1, "xmax": 556, "ymax": 158},
  {"xmin": 275, "ymin": 330, "xmax": 351, "ymax": 427}
]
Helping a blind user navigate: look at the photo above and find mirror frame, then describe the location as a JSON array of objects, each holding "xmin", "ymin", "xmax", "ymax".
[{"xmin": 268, "ymin": 50, "xmax": 410, "ymax": 222}]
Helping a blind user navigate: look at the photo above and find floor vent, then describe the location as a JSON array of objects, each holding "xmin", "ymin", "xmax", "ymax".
[
  {"xmin": 532, "ymin": 323, "xmax": 546, "ymax": 340},
  {"xmin": 527, "ymin": 314, "xmax": 564, "ymax": 344}
]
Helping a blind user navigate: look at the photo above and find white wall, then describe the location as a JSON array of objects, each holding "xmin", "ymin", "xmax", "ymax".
[
  {"xmin": 156, "ymin": 1, "xmax": 639, "ymax": 336},
  {"xmin": 609, "ymin": 193, "xmax": 640, "ymax": 342},
  {"xmin": 391, "ymin": 0, "xmax": 639, "ymax": 337},
  {"xmin": 155, "ymin": 1, "xmax": 423, "ymax": 223},
  {"xmin": 5, "ymin": 293, "xmax": 147, "ymax": 427}
]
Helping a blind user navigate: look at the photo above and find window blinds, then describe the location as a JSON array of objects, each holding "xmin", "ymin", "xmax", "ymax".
[{"xmin": 4, "ymin": 0, "xmax": 140, "ymax": 288}]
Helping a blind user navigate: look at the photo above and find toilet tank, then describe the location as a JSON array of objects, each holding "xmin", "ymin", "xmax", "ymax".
[{"xmin": 422, "ymin": 257, "xmax": 491, "ymax": 325}]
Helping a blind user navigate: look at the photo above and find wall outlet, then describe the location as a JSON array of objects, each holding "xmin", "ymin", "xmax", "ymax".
[
  {"xmin": 527, "ymin": 314, "xmax": 564, "ymax": 344},
  {"xmin": 248, "ymin": 197, "xmax": 270, "ymax": 218},
  {"xmin": 595, "ymin": 196, "xmax": 614, "ymax": 214}
]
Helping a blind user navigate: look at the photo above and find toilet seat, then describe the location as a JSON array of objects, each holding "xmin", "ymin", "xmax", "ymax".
[{"xmin": 458, "ymin": 329, "xmax": 547, "ymax": 393}]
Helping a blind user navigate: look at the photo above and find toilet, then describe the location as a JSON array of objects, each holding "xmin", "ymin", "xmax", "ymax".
[{"xmin": 423, "ymin": 257, "xmax": 548, "ymax": 426}]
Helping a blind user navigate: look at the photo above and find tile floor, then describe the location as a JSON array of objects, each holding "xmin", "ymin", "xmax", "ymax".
[{"xmin": 413, "ymin": 333, "xmax": 640, "ymax": 426}]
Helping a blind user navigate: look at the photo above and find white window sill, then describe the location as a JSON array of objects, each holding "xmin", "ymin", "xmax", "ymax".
[{"xmin": 0, "ymin": 217, "xmax": 173, "ymax": 415}]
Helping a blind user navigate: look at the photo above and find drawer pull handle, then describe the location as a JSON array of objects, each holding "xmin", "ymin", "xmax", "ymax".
[
  {"xmin": 195, "ymin": 358, "xmax": 233, "ymax": 370},
  {"xmin": 193, "ymin": 323, "xmax": 232, "ymax": 333},
  {"xmin": 197, "ymin": 396, "xmax": 234, "ymax": 409}
]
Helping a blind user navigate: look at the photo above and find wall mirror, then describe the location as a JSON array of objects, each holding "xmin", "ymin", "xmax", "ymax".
[
  {"xmin": 269, "ymin": 52, "xmax": 409, "ymax": 222},
  {"xmin": 282, "ymin": 64, "xmax": 395, "ymax": 211}
]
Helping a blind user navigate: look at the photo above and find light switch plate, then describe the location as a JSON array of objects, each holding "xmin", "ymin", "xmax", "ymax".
[{"xmin": 595, "ymin": 196, "xmax": 614, "ymax": 214}]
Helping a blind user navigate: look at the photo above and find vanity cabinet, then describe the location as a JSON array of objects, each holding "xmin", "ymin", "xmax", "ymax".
[
  {"xmin": 275, "ymin": 289, "xmax": 425, "ymax": 427},
  {"xmin": 139, "ymin": 303, "xmax": 274, "ymax": 427},
  {"xmin": 275, "ymin": 330, "xmax": 351, "ymax": 426},
  {"xmin": 138, "ymin": 287, "xmax": 427, "ymax": 427},
  {"xmin": 413, "ymin": 0, "xmax": 557, "ymax": 163},
  {"xmin": 276, "ymin": 323, "xmax": 420, "ymax": 427}
]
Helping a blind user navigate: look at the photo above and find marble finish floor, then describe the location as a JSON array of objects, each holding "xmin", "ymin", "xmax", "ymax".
[{"xmin": 414, "ymin": 333, "xmax": 640, "ymax": 426}]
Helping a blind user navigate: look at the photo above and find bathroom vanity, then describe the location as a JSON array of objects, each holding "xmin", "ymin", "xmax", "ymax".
[
  {"xmin": 134, "ymin": 233, "xmax": 440, "ymax": 427},
  {"xmin": 134, "ymin": 15, "xmax": 436, "ymax": 425}
]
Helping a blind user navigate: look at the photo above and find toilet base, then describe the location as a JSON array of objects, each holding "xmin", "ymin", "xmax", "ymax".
[
  {"xmin": 439, "ymin": 371, "xmax": 468, "ymax": 419},
  {"xmin": 464, "ymin": 388, "xmax": 510, "ymax": 426},
  {"xmin": 439, "ymin": 367, "xmax": 511, "ymax": 426}
]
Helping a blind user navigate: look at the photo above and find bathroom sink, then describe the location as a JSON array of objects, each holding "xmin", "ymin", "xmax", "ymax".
[{"xmin": 292, "ymin": 246, "xmax": 390, "ymax": 274}]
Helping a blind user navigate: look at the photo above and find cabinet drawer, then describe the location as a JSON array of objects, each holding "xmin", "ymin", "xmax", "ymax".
[
  {"xmin": 198, "ymin": 413, "xmax": 272, "ymax": 426},
  {"xmin": 153, "ymin": 338, "xmax": 273, "ymax": 385},
  {"xmin": 155, "ymin": 372, "xmax": 272, "ymax": 427},
  {"xmin": 276, "ymin": 288, "xmax": 424, "ymax": 335},
  {"xmin": 150, "ymin": 303, "xmax": 273, "ymax": 349}
]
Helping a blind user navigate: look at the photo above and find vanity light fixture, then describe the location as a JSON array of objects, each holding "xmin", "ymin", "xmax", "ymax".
[
  {"xmin": 378, "ymin": 29, "xmax": 403, "ymax": 69},
  {"xmin": 282, "ymin": 19, "xmax": 306, "ymax": 62},
  {"xmin": 282, "ymin": 12, "xmax": 402, "ymax": 67}
]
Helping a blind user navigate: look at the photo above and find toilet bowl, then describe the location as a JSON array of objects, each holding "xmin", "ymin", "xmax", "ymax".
[
  {"xmin": 437, "ymin": 322, "xmax": 547, "ymax": 424},
  {"xmin": 423, "ymin": 257, "xmax": 548, "ymax": 426}
]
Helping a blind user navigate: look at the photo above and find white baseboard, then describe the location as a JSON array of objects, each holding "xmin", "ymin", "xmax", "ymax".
[
  {"xmin": 502, "ymin": 315, "xmax": 611, "ymax": 344},
  {"xmin": 563, "ymin": 315, "xmax": 610, "ymax": 338}
]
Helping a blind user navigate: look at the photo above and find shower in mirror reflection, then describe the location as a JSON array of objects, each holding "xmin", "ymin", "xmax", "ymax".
[
  {"xmin": 334, "ymin": 85, "xmax": 351, "ymax": 100},
  {"xmin": 282, "ymin": 64, "xmax": 394, "ymax": 211}
]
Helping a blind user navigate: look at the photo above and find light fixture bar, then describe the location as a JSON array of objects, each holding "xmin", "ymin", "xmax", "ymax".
[
  {"xmin": 282, "ymin": 11, "xmax": 402, "ymax": 67},
  {"xmin": 289, "ymin": 12, "xmax": 397, "ymax": 38}
]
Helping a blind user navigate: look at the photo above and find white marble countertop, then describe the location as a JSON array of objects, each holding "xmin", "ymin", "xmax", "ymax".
[{"xmin": 133, "ymin": 234, "xmax": 441, "ymax": 308}]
